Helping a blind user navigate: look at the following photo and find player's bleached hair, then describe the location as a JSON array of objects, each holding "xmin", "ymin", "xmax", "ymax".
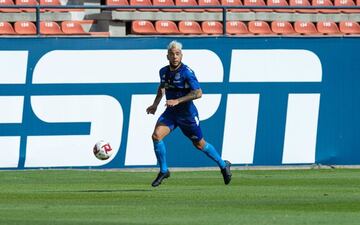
[{"xmin": 167, "ymin": 40, "xmax": 182, "ymax": 51}]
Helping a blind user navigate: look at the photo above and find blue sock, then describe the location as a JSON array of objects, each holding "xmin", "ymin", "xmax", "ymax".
[
  {"xmin": 153, "ymin": 140, "xmax": 168, "ymax": 173},
  {"xmin": 202, "ymin": 142, "xmax": 226, "ymax": 169}
]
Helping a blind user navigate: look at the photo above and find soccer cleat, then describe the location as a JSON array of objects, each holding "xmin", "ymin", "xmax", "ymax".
[
  {"xmin": 151, "ymin": 170, "xmax": 170, "ymax": 187},
  {"xmin": 221, "ymin": 160, "xmax": 232, "ymax": 185}
]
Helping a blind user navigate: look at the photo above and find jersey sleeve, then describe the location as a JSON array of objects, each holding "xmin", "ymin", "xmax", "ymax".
[{"xmin": 184, "ymin": 66, "xmax": 201, "ymax": 90}]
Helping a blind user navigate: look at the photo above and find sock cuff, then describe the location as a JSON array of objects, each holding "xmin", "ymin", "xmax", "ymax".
[
  {"xmin": 153, "ymin": 140, "xmax": 164, "ymax": 148},
  {"xmin": 202, "ymin": 142, "xmax": 210, "ymax": 151}
]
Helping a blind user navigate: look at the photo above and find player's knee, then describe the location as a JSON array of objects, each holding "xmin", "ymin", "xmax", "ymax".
[{"xmin": 192, "ymin": 141, "xmax": 204, "ymax": 150}]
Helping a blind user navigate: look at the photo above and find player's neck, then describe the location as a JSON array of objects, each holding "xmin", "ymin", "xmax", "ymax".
[{"xmin": 169, "ymin": 63, "xmax": 182, "ymax": 71}]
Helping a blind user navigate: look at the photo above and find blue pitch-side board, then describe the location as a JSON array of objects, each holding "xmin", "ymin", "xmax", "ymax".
[{"xmin": 0, "ymin": 37, "xmax": 359, "ymax": 169}]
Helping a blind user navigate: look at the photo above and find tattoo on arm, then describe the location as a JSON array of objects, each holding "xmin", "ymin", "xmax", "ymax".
[{"xmin": 177, "ymin": 89, "xmax": 202, "ymax": 104}]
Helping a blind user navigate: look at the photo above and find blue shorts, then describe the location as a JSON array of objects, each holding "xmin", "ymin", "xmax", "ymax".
[{"xmin": 157, "ymin": 109, "xmax": 203, "ymax": 142}]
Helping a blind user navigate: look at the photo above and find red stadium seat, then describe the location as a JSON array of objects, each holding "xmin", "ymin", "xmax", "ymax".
[
  {"xmin": 105, "ymin": 0, "xmax": 134, "ymax": 11},
  {"xmin": 221, "ymin": 0, "xmax": 250, "ymax": 12},
  {"xmin": 131, "ymin": 20, "xmax": 157, "ymax": 34},
  {"xmin": 243, "ymin": 0, "xmax": 272, "ymax": 12},
  {"xmin": 153, "ymin": 0, "xmax": 181, "ymax": 11},
  {"xmin": 0, "ymin": 22, "xmax": 16, "ymax": 35},
  {"xmin": 61, "ymin": 21, "xmax": 109, "ymax": 36},
  {"xmin": 226, "ymin": 21, "xmax": 250, "ymax": 35},
  {"xmin": 39, "ymin": 0, "xmax": 84, "ymax": 12},
  {"xmin": 334, "ymin": 0, "xmax": 360, "ymax": 13},
  {"xmin": 294, "ymin": 21, "xmax": 320, "ymax": 35},
  {"xmin": 198, "ymin": 0, "xmax": 222, "ymax": 12},
  {"xmin": 248, "ymin": 21, "xmax": 274, "ymax": 34},
  {"xmin": 175, "ymin": 0, "xmax": 205, "ymax": 12},
  {"xmin": 312, "ymin": 0, "xmax": 339, "ymax": 13},
  {"xmin": 339, "ymin": 21, "xmax": 360, "ymax": 34},
  {"xmin": 289, "ymin": 0, "xmax": 316, "ymax": 13},
  {"xmin": 40, "ymin": 21, "xmax": 64, "ymax": 35},
  {"xmin": 178, "ymin": 21, "xmax": 204, "ymax": 34},
  {"xmin": 155, "ymin": 20, "xmax": 180, "ymax": 34},
  {"xmin": 16, "ymin": 0, "xmax": 38, "ymax": 12},
  {"xmin": 202, "ymin": 21, "xmax": 223, "ymax": 34},
  {"xmin": 130, "ymin": 0, "xmax": 159, "ymax": 11},
  {"xmin": 271, "ymin": 21, "xmax": 297, "ymax": 35},
  {"xmin": 14, "ymin": 21, "xmax": 36, "ymax": 35},
  {"xmin": 61, "ymin": 21, "xmax": 88, "ymax": 35},
  {"xmin": 0, "ymin": 0, "xmax": 21, "ymax": 12},
  {"xmin": 317, "ymin": 21, "xmax": 342, "ymax": 35},
  {"xmin": 267, "ymin": 0, "xmax": 294, "ymax": 12}
]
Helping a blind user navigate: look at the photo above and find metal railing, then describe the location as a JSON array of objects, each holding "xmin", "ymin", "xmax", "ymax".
[{"xmin": 0, "ymin": 5, "xmax": 360, "ymax": 35}]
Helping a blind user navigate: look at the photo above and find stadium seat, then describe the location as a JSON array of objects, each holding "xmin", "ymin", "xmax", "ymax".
[
  {"xmin": 339, "ymin": 21, "xmax": 360, "ymax": 34},
  {"xmin": 294, "ymin": 21, "xmax": 320, "ymax": 35},
  {"xmin": 39, "ymin": 0, "xmax": 84, "ymax": 12},
  {"xmin": 178, "ymin": 21, "xmax": 203, "ymax": 34},
  {"xmin": 61, "ymin": 21, "xmax": 89, "ymax": 35},
  {"xmin": 153, "ymin": 0, "xmax": 181, "ymax": 11},
  {"xmin": 106, "ymin": 0, "xmax": 135, "ymax": 11},
  {"xmin": 130, "ymin": 0, "xmax": 159, "ymax": 11},
  {"xmin": 202, "ymin": 21, "xmax": 223, "ymax": 34},
  {"xmin": 267, "ymin": 0, "xmax": 294, "ymax": 12},
  {"xmin": 221, "ymin": 0, "xmax": 250, "ymax": 12},
  {"xmin": 334, "ymin": 0, "xmax": 360, "ymax": 13},
  {"xmin": 316, "ymin": 21, "xmax": 342, "ymax": 35},
  {"xmin": 131, "ymin": 20, "xmax": 157, "ymax": 34},
  {"xmin": 16, "ymin": 0, "xmax": 38, "ymax": 12},
  {"xmin": 175, "ymin": 0, "xmax": 205, "ymax": 12},
  {"xmin": 40, "ymin": 21, "xmax": 64, "ymax": 35},
  {"xmin": 289, "ymin": 0, "xmax": 316, "ymax": 13},
  {"xmin": 155, "ymin": 20, "xmax": 180, "ymax": 34},
  {"xmin": 14, "ymin": 21, "xmax": 36, "ymax": 35},
  {"xmin": 198, "ymin": 0, "xmax": 222, "ymax": 12},
  {"xmin": 243, "ymin": 0, "xmax": 272, "ymax": 12},
  {"xmin": 0, "ymin": 0, "xmax": 21, "ymax": 12},
  {"xmin": 312, "ymin": 0, "xmax": 339, "ymax": 13},
  {"xmin": 271, "ymin": 21, "xmax": 297, "ymax": 35},
  {"xmin": 226, "ymin": 21, "xmax": 250, "ymax": 35},
  {"xmin": 0, "ymin": 22, "xmax": 16, "ymax": 35},
  {"xmin": 248, "ymin": 21, "xmax": 274, "ymax": 34}
]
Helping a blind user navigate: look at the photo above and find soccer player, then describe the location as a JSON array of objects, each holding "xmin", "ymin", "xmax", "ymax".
[{"xmin": 146, "ymin": 40, "xmax": 232, "ymax": 187}]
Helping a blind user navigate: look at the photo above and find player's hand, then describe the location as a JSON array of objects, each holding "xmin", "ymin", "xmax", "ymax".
[
  {"xmin": 166, "ymin": 99, "xmax": 179, "ymax": 107},
  {"xmin": 146, "ymin": 105, "xmax": 157, "ymax": 114}
]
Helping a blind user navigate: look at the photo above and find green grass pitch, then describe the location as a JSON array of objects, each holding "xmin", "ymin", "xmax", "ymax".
[{"xmin": 0, "ymin": 169, "xmax": 359, "ymax": 225}]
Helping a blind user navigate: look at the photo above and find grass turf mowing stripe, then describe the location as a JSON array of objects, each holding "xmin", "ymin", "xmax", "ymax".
[{"xmin": 0, "ymin": 169, "xmax": 359, "ymax": 225}]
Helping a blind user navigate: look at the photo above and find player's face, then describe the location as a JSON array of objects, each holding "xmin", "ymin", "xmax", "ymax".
[{"xmin": 167, "ymin": 47, "xmax": 182, "ymax": 69}]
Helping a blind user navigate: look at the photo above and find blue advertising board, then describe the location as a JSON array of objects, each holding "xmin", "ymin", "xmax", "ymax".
[{"xmin": 0, "ymin": 37, "xmax": 359, "ymax": 169}]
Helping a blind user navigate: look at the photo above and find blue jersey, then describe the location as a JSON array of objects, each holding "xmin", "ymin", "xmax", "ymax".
[{"xmin": 159, "ymin": 63, "xmax": 200, "ymax": 115}]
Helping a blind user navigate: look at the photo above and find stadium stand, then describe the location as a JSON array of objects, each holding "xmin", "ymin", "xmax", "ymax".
[
  {"xmin": 312, "ymin": 0, "xmax": 339, "ymax": 13},
  {"xmin": 61, "ymin": 20, "xmax": 110, "ymax": 36},
  {"xmin": 221, "ymin": 0, "xmax": 250, "ymax": 12},
  {"xmin": 243, "ymin": 0, "xmax": 272, "ymax": 12},
  {"xmin": 16, "ymin": 0, "xmax": 37, "ymax": 12},
  {"xmin": 39, "ymin": 0, "xmax": 84, "ymax": 12},
  {"xmin": 334, "ymin": 0, "xmax": 360, "ymax": 13},
  {"xmin": 289, "ymin": 0, "xmax": 316, "ymax": 13},
  {"xmin": 130, "ymin": 0, "xmax": 159, "ymax": 11},
  {"xmin": 106, "ymin": 0, "xmax": 135, "ymax": 11},
  {"xmin": 267, "ymin": 0, "xmax": 294, "ymax": 12},
  {"xmin": 0, "ymin": 21, "xmax": 16, "ymax": 34}
]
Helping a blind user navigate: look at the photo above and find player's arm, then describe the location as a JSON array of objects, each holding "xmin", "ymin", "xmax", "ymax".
[
  {"xmin": 146, "ymin": 85, "xmax": 165, "ymax": 114},
  {"xmin": 166, "ymin": 88, "xmax": 202, "ymax": 107}
]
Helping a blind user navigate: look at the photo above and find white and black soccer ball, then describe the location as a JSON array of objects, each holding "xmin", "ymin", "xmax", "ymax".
[{"xmin": 93, "ymin": 140, "xmax": 113, "ymax": 160}]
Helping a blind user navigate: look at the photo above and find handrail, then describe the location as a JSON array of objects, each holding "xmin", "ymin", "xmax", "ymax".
[{"xmin": 0, "ymin": 5, "xmax": 360, "ymax": 35}]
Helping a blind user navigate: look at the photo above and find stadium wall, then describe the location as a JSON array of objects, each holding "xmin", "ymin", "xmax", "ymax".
[{"xmin": 1, "ymin": 37, "xmax": 359, "ymax": 169}]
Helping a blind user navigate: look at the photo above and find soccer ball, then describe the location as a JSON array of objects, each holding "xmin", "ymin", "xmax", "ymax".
[{"xmin": 93, "ymin": 140, "xmax": 113, "ymax": 160}]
